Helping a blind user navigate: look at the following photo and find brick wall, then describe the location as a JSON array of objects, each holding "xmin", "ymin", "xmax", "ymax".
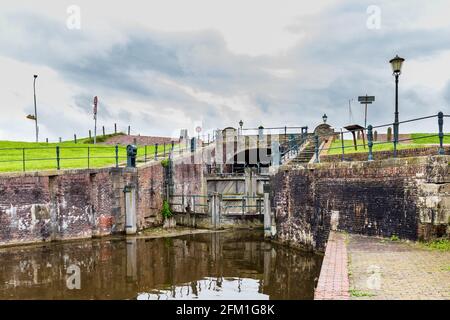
[
  {"xmin": 271, "ymin": 155, "xmax": 450, "ymax": 252},
  {"xmin": 0, "ymin": 157, "xmax": 206, "ymax": 247}
]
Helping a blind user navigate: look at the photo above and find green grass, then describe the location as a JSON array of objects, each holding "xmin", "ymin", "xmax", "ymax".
[
  {"xmin": 328, "ymin": 133, "xmax": 450, "ymax": 155},
  {"xmin": 349, "ymin": 289, "xmax": 375, "ymax": 297},
  {"xmin": 0, "ymin": 138, "xmax": 177, "ymax": 172},
  {"xmin": 419, "ymin": 239, "xmax": 450, "ymax": 251},
  {"xmin": 411, "ymin": 133, "xmax": 450, "ymax": 144},
  {"xmin": 327, "ymin": 139, "xmax": 424, "ymax": 155}
]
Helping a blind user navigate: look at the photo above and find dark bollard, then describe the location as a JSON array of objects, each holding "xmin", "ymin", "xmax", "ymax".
[
  {"xmin": 314, "ymin": 135, "xmax": 319, "ymax": 163},
  {"xmin": 367, "ymin": 125, "xmax": 374, "ymax": 161},
  {"xmin": 126, "ymin": 144, "xmax": 137, "ymax": 168},
  {"xmin": 74, "ymin": 134, "xmax": 77, "ymax": 144},
  {"xmin": 155, "ymin": 143, "xmax": 159, "ymax": 160},
  {"xmin": 438, "ymin": 111, "xmax": 444, "ymax": 155}
]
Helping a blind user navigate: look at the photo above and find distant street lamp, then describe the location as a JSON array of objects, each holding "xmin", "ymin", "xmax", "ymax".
[
  {"xmin": 239, "ymin": 120, "xmax": 243, "ymax": 135},
  {"xmin": 389, "ymin": 55, "xmax": 405, "ymax": 158},
  {"xmin": 33, "ymin": 74, "xmax": 39, "ymax": 142},
  {"xmin": 322, "ymin": 113, "xmax": 328, "ymax": 124}
]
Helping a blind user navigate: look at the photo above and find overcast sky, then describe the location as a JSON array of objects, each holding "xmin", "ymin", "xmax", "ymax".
[{"xmin": 1, "ymin": 0, "xmax": 450, "ymax": 141}]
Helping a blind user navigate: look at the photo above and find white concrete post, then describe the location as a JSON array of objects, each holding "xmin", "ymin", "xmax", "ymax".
[
  {"xmin": 264, "ymin": 191, "xmax": 271, "ymax": 238},
  {"xmin": 125, "ymin": 186, "xmax": 137, "ymax": 234}
]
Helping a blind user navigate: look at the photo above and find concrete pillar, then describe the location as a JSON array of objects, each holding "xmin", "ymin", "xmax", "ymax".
[
  {"xmin": 211, "ymin": 192, "xmax": 220, "ymax": 229},
  {"xmin": 271, "ymin": 140, "xmax": 280, "ymax": 166},
  {"xmin": 264, "ymin": 191, "xmax": 271, "ymax": 238},
  {"xmin": 125, "ymin": 186, "xmax": 137, "ymax": 234}
]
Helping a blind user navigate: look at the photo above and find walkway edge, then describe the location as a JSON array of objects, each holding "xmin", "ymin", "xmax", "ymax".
[{"xmin": 314, "ymin": 231, "xmax": 350, "ymax": 300}]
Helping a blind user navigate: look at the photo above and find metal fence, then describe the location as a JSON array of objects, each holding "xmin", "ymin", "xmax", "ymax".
[
  {"xmin": 310, "ymin": 112, "xmax": 450, "ymax": 162},
  {"xmin": 0, "ymin": 142, "xmax": 181, "ymax": 172}
]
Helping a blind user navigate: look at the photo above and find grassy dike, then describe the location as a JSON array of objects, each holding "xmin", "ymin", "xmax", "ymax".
[{"xmin": 0, "ymin": 134, "xmax": 162, "ymax": 172}]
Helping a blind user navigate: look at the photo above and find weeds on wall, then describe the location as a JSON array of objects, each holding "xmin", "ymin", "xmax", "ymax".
[{"xmin": 161, "ymin": 200, "xmax": 172, "ymax": 219}]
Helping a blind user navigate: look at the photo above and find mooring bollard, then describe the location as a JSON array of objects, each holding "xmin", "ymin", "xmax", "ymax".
[
  {"xmin": 367, "ymin": 125, "xmax": 374, "ymax": 161},
  {"xmin": 126, "ymin": 144, "xmax": 137, "ymax": 168},
  {"xmin": 314, "ymin": 135, "xmax": 319, "ymax": 163},
  {"xmin": 438, "ymin": 111, "xmax": 444, "ymax": 155}
]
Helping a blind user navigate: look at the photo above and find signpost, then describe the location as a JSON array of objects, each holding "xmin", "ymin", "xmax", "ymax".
[
  {"xmin": 358, "ymin": 95, "xmax": 375, "ymax": 129},
  {"xmin": 93, "ymin": 96, "xmax": 98, "ymax": 144}
]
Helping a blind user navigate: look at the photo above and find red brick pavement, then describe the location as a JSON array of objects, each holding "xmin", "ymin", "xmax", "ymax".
[{"xmin": 314, "ymin": 232, "xmax": 350, "ymax": 300}]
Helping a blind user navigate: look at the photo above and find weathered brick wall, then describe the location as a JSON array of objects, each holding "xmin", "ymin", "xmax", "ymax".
[
  {"xmin": 271, "ymin": 156, "xmax": 450, "ymax": 252},
  {"xmin": 0, "ymin": 157, "xmax": 206, "ymax": 247},
  {"xmin": 136, "ymin": 164, "xmax": 165, "ymax": 228}
]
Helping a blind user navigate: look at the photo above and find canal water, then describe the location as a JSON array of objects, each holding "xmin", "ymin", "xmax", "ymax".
[{"xmin": 0, "ymin": 230, "xmax": 322, "ymax": 300}]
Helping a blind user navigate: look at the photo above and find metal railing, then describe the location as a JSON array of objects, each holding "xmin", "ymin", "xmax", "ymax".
[
  {"xmin": 0, "ymin": 142, "xmax": 181, "ymax": 172},
  {"xmin": 310, "ymin": 112, "xmax": 449, "ymax": 162}
]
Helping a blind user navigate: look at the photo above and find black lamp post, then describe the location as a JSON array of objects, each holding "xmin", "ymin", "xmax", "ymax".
[
  {"xmin": 33, "ymin": 74, "xmax": 39, "ymax": 142},
  {"xmin": 239, "ymin": 120, "xmax": 243, "ymax": 135},
  {"xmin": 389, "ymin": 55, "xmax": 405, "ymax": 158},
  {"xmin": 322, "ymin": 113, "xmax": 328, "ymax": 124}
]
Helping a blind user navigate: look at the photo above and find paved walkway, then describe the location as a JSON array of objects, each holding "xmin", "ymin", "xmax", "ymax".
[
  {"xmin": 314, "ymin": 232, "xmax": 349, "ymax": 300},
  {"xmin": 347, "ymin": 234, "xmax": 450, "ymax": 300},
  {"xmin": 315, "ymin": 231, "xmax": 450, "ymax": 300}
]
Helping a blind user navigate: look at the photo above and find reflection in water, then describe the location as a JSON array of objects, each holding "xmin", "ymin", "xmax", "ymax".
[{"xmin": 0, "ymin": 230, "xmax": 322, "ymax": 300}]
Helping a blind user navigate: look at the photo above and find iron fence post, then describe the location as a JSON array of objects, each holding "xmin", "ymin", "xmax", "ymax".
[
  {"xmin": 314, "ymin": 135, "xmax": 319, "ymax": 163},
  {"xmin": 144, "ymin": 145, "xmax": 147, "ymax": 163},
  {"xmin": 367, "ymin": 125, "xmax": 374, "ymax": 161},
  {"xmin": 155, "ymin": 143, "xmax": 159, "ymax": 160},
  {"xmin": 87, "ymin": 146, "xmax": 90, "ymax": 169},
  {"xmin": 438, "ymin": 111, "xmax": 444, "ymax": 155},
  {"xmin": 115, "ymin": 145, "xmax": 119, "ymax": 168},
  {"xmin": 340, "ymin": 129, "xmax": 345, "ymax": 162},
  {"xmin": 56, "ymin": 146, "xmax": 60, "ymax": 170}
]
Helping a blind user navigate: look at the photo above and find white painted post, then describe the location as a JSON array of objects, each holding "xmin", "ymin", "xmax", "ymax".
[
  {"xmin": 264, "ymin": 191, "xmax": 271, "ymax": 238},
  {"xmin": 125, "ymin": 186, "xmax": 137, "ymax": 234},
  {"xmin": 210, "ymin": 192, "xmax": 220, "ymax": 229}
]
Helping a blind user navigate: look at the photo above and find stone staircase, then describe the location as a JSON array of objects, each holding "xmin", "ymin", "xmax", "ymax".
[{"xmin": 289, "ymin": 142, "xmax": 316, "ymax": 165}]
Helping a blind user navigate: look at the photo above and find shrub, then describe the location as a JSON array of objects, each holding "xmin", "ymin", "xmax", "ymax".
[
  {"xmin": 161, "ymin": 200, "xmax": 172, "ymax": 219},
  {"xmin": 161, "ymin": 158, "xmax": 170, "ymax": 168}
]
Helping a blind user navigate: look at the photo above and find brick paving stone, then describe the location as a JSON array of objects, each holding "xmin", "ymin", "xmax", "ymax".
[{"xmin": 314, "ymin": 232, "xmax": 349, "ymax": 300}]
